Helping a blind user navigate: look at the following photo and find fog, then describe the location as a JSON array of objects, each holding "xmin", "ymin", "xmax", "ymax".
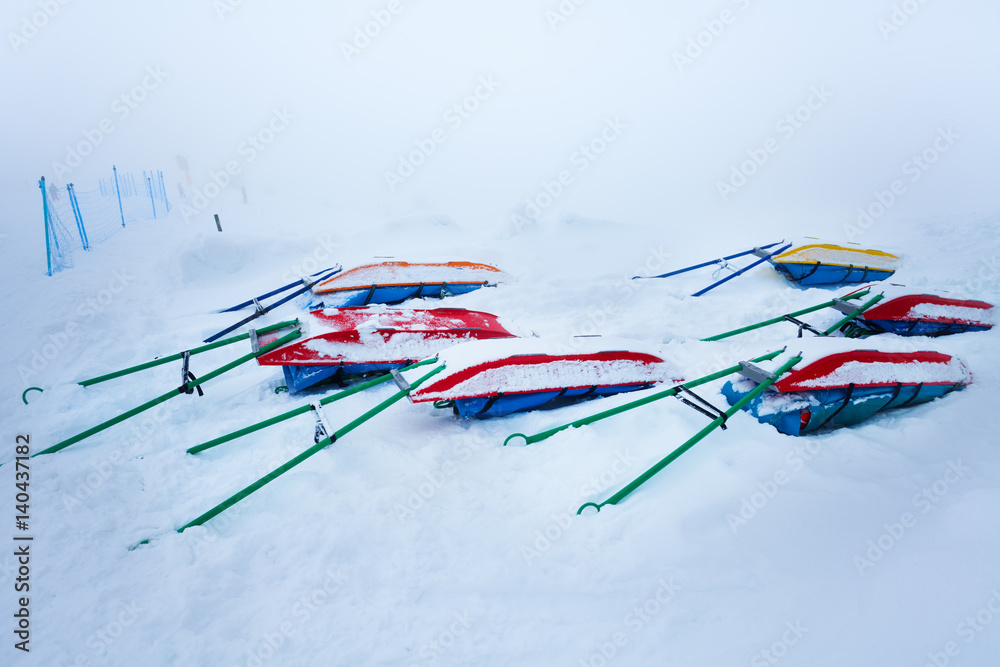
[{"xmin": 4, "ymin": 0, "xmax": 999, "ymax": 231}]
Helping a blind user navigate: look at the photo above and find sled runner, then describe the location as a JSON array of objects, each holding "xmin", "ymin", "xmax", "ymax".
[
  {"xmin": 721, "ymin": 349, "xmax": 971, "ymax": 435},
  {"xmin": 845, "ymin": 294, "xmax": 994, "ymax": 337},
  {"xmin": 404, "ymin": 338, "xmax": 676, "ymax": 419},
  {"xmin": 311, "ymin": 261, "xmax": 505, "ymax": 307},
  {"xmin": 255, "ymin": 307, "xmax": 515, "ymax": 392},
  {"xmin": 768, "ymin": 244, "xmax": 898, "ymax": 286}
]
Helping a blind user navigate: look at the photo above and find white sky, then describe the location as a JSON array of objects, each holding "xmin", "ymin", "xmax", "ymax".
[{"xmin": 3, "ymin": 0, "xmax": 998, "ymax": 229}]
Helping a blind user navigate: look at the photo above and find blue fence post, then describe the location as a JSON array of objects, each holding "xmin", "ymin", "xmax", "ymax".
[
  {"xmin": 113, "ymin": 165, "xmax": 126, "ymax": 227},
  {"xmin": 67, "ymin": 184, "xmax": 90, "ymax": 250},
  {"xmin": 39, "ymin": 177, "xmax": 54, "ymax": 276},
  {"xmin": 146, "ymin": 172, "xmax": 157, "ymax": 219},
  {"xmin": 159, "ymin": 170, "xmax": 170, "ymax": 212}
]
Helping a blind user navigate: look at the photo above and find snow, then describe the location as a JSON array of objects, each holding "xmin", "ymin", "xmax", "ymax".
[
  {"xmin": 772, "ymin": 245, "xmax": 900, "ymax": 270},
  {"xmin": 786, "ymin": 358, "xmax": 971, "ymax": 390},
  {"xmin": 313, "ymin": 262, "xmax": 506, "ymax": 293},
  {"xmin": 907, "ymin": 302, "xmax": 995, "ymax": 325},
  {"xmin": 405, "ymin": 337, "xmax": 675, "ymax": 402},
  {"xmin": 4, "ymin": 4, "xmax": 1000, "ymax": 666}
]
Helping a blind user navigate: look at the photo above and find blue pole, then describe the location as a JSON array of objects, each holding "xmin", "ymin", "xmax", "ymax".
[
  {"xmin": 113, "ymin": 165, "xmax": 126, "ymax": 227},
  {"xmin": 39, "ymin": 177, "xmax": 53, "ymax": 276},
  {"xmin": 67, "ymin": 184, "xmax": 90, "ymax": 250},
  {"xmin": 159, "ymin": 170, "xmax": 170, "ymax": 212},
  {"xmin": 147, "ymin": 173, "xmax": 156, "ymax": 219}
]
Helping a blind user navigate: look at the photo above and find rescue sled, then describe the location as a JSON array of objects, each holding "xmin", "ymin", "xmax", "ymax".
[
  {"xmin": 310, "ymin": 261, "xmax": 505, "ymax": 307},
  {"xmin": 721, "ymin": 350, "xmax": 971, "ymax": 435},
  {"xmin": 768, "ymin": 244, "xmax": 899, "ymax": 286},
  {"xmin": 404, "ymin": 338, "xmax": 677, "ymax": 419},
  {"xmin": 846, "ymin": 294, "xmax": 994, "ymax": 337},
  {"xmin": 256, "ymin": 307, "xmax": 515, "ymax": 392}
]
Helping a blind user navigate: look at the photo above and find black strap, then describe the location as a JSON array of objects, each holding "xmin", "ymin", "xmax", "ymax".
[
  {"xmin": 898, "ymin": 383, "xmax": 924, "ymax": 408},
  {"xmin": 179, "ymin": 351, "xmax": 205, "ymax": 396},
  {"xmin": 793, "ymin": 261, "xmax": 822, "ymax": 282},
  {"xmin": 885, "ymin": 382, "xmax": 903, "ymax": 407},
  {"xmin": 815, "ymin": 383, "xmax": 855, "ymax": 429},
  {"xmin": 859, "ymin": 265, "xmax": 869, "ymax": 282},
  {"xmin": 674, "ymin": 386, "xmax": 728, "ymax": 429},
  {"xmin": 843, "ymin": 265, "xmax": 855, "ymax": 282},
  {"xmin": 362, "ymin": 284, "xmax": 377, "ymax": 306},
  {"xmin": 783, "ymin": 314, "xmax": 824, "ymax": 338},
  {"xmin": 475, "ymin": 392, "xmax": 505, "ymax": 417}
]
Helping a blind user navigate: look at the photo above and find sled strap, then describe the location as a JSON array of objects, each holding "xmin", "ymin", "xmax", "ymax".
[
  {"xmin": 310, "ymin": 403, "xmax": 332, "ymax": 444},
  {"xmin": 362, "ymin": 284, "xmax": 378, "ymax": 306},
  {"xmin": 783, "ymin": 315, "xmax": 824, "ymax": 338},
  {"xmin": 898, "ymin": 383, "xmax": 925, "ymax": 408},
  {"xmin": 674, "ymin": 386, "xmax": 728, "ymax": 430},
  {"xmin": 860, "ymin": 265, "xmax": 870, "ymax": 282},
  {"xmin": 842, "ymin": 265, "xmax": 856, "ymax": 282},
  {"xmin": 815, "ymin": 383, "xmax": 855, "ymax": 429},
  {"xmin": 793, "ymin": 261, "xmax": 821, "ymax": 282},
  {"xmin": 178, "ymin": 351, "xmax": 205, "ymax": 397},
  {"xmin": 475, "ymin": 392, "xmax": 505, "ymax": 417},
  {"xmin": 885, "ymin": 382, "xmax": 904, "ymax": 407}
]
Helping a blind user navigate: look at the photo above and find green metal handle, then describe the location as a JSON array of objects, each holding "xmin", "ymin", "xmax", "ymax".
[
  {"xmin": 822, "ymin": 293, "xmax": 884, "ymax": 336},
  {"xmin": 505, "ymin": 349, "xmax": 786, "ymax": 447},
  {"xmin": 187, "ymin": 357, "xmax": 439, "ymax": 454},
  {"xmin": 36, "ymin": 330, "xmax": 303, "ymax": 457},
  {"xmin": 577, "ymin": 353, "xmax": 802, "ymax": 514},
  {"xmin": 177, "ymin": 363, "xmax": 446, "ymax": 532},
  {"xmin": 701, "ymin": 291, "xmax": 870, "ymax": 342},
  {"xmin": 78, "ymin": 319, "xmax": 300, "ymax": 386}
]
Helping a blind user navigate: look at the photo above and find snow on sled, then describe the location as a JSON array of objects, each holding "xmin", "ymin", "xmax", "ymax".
[
  {"xmin": 404, "ymin": 338, "xmax": 678, "ymax": 419},
  {"xmin": 848, "ymin": 294, "xmax": 995, "ymax": 337},
  {"xmin": 310, "ymin": 261, "xmax": 505, "ymax": 307},
  {"xmin": 768, "ymin": 244, "xmax": 899, "ymax": 286},
  {"xmin": 721, "ymin": 349, "xmax": 971, "ymax": 436},
  {"xmin": 256, "ymin": 307, "xmax": 515, "ymax": 392}
]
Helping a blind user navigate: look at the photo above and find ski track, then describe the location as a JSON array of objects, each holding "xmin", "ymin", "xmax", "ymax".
[{"xmin": 2, "ymin": 189, "xmax": 1000, "ymax": 666}]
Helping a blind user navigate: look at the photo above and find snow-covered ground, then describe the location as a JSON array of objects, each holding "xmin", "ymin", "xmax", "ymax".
[{"xmin": 2, "ymin": 183, "xmax": 999, "ymax": 665}]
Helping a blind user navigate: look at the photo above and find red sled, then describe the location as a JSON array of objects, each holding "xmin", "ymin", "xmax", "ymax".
[
  {"xmin": 849, "ymin": 294, "xmax": 994, "ymax": 337},
  {"xmin": 257, "ymin": 307, "xmax": 515, "ymax": 392}
]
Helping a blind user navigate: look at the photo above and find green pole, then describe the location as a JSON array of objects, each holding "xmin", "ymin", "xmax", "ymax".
[
  {"xmin": 187, "ymin": 357, "xmax": 438, "ymax": 454},
  {"xmin": 701, "ymin": 290, "xmax": 870, "ymax": 342},
  {"xmin": 504, "ymin": 349, "xmax": 786, "ymax": 447},
  {"xmin": 177, "ymin": 364, "xmax": 446, "ymax": 532},
  {"xmin": 78, "ymin": 320, "xmax": 300, "ymax": 387},
  {"xmin": 577, "ymin": 354, "xmax": 802, "ymax": 514},
  {"xmin": 35, "ymin": 330, "xmax": 302, "ymax": 457},
  {"xmin": 822, "ymin": 293, "xmax": 884, "ymax": 336}
]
